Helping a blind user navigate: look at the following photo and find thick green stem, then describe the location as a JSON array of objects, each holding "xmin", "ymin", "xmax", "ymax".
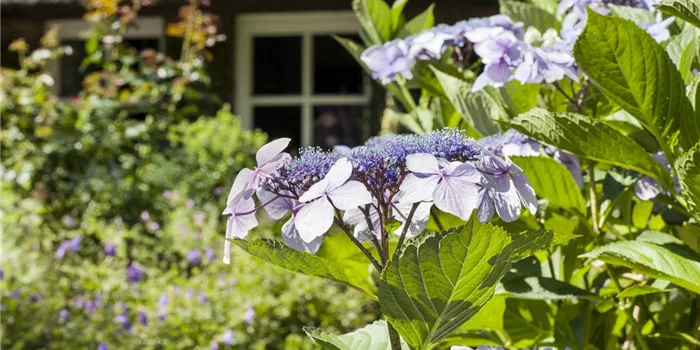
[
  {"xmin": 588, "ymin": 161, "xmax": 600, "ymax": 235},
  {"xmin": 387, "ymin": 321, "xmax": 403, "ymax": 350}
]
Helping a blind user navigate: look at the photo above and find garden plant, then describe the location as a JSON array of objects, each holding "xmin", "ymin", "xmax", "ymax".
[{"xmin": 222, "ymin": 0, "xmax": 700, "ymax": 349}]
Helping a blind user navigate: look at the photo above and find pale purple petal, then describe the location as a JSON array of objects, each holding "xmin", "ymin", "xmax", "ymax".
[
  {"xmin": 398, "ymin": 173, "xmax": 440, "ymax": 203},
  {"xmin": 510, "ymin": 170, "xmax": 537, "ymax": 215},
  {"xmin": 443, "ymin": 161, "xmax": 482, "ymax": 182},
  {"xmin": 224, "ymin": 168, "xmax": 254, "ymax": 213},
  {"xmin": 476, "ymin": 187, "xmax": 495, "ymax": 222},
  {"xmin": 258, "ymin": 153, "xmax": 291, "ymax": 174},
  {"xmin": 433, "ymin": 176, "xmax": 479, "ymax": 220},
  {"xmin": 492, "ymin": 175, "xmax": 521, "ymax": 222},
  {"xmin": 295, "ymin": 197, "xmax": 335, "ymax": 242},
  {"xmin": 256, "ymin": 138, "xmax": 291, "ymax": 167},
  {"xmin": 299, "ymin": 158, "xmax": 353, "ymax": 202},
  {"xmin": 282, "ymin": 217, "xmax": 322, "ymax": 253},
  {"xmin": 328, "ymin": 181, "xmax": 372, "ymax": 210},
  {"xmin": 343, "ymin": 205, "xmax": 381, "ymax": 241},
  {"xmin": 406, "ymin": 153, "xmax": 441, "ymax": 174},
  {"xmin": 256, "ymin": 189, "xmax": 293, "ymax": 220},
  {"xmin": 392, "ymin": 202, "xmax": 432, "ymax": 237},
  {"xmin": 635, "ymin": 176, "xmax": 661, "ymax": 200}
]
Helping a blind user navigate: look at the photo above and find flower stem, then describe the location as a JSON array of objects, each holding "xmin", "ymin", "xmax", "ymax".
[
  {"xmin": 397, "ymin": 203, "xmax": 419, "ymax": 250},
  {"xmin": 430, "ymin": 209, "xmax": 444, "ymax": 231},
  {"xmin": 588, "ymin": 161, "xmax": 600, "ymax": 234},
  {"xmin": 387, "ymin": 321, "xmax": 403, "ymax": 350},
  {"xmin": 333, "ymin": 215, "xmax": 382, "ymax": 271}
]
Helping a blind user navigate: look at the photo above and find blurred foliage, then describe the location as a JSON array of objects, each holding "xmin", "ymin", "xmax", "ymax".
[{"xmin": 0, "ymin": 0, "xmax": 379, "ymax": 348}]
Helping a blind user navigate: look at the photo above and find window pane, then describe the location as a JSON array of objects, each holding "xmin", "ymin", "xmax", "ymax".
[
  {"xmin": 313, "ymin": 35, "xmax": 364, "ymax": 94},
  {"xmin": 254, "ymin": 106, "xmax": 302, "ymax": 151},
  {"xmin": 60, "ymin": 39, "xmax": 159, "ymax": 97},
  {"xmin": 253, "ymin": 36, "xmax": 301, "ymax": 95},
  {"xmin": 314, "ymin": 105, "xmax": 368, "ymax": 149}
]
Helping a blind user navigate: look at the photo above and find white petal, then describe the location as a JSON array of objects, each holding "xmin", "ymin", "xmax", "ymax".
[
  {"xmin": 511, "ymin": 171, "xmax": 537, "ymax": 215},
  {"xmin": 406, "ymin": 153, "xmax": 441, "ymax": 174},
  {"xmin": 256, "ymin": 189, "xmax": 293, "ymax": 220},
  {"xmin": 223, "ymin": 240, "xmax": 231, "ymax": 265},
  {"xmin": 492, "ymin": 176, "xmax": 521, "ymax": 222},
  {"xmin": 393, "ymin": 202, "xmax": 431, "ymax": 237},
  {"xmin": 433, "ymin": 176, "xmax": 479, "ymax": 220},
  {"xmin": 476, "ymin": 188, "xmax": 495, "ymax": 222},
  {"xmin": 329, "ymin": 181, "xmax": 372, "ymax": 210},
  {"xmin": 258, "ymin": 153, "xmax": 291, "ymax": 174},
  {"xmin": 398, "ymin": 173, "xmax": 440, "ymax": 203},
  {"xmin": 224, "ymin": 168, "xmax": 254, "ymax": 213},
  {"xmin": 282, "ymin": 218, "xmax": 322, "ymax": 253},
  {"xmin": 443, "ymin": 161, "xmax": 482, "ymax": 182},
  {"xmin": 299, "ymin": 157, "xmax": 353, "ymax": 202},
  {"xmin": 295, "ymin": 197, "xmax": 334, "ymax": 243},
  {"xmin": 256, "ymin": 138, "xmax": 291, "ymax": 167}
]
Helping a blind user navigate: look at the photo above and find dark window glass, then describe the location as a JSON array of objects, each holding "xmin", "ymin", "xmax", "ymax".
[
  {"xmin": 1, "ymin": 40, "xmax": 21, "ymax": 69},
  {"xmin": 253, "ymin": 36, "xmax": 301, "ymax": 95},
  {"xmin": 254, "ymin": 106, "xmax": 302, "ymax": 151},
  {"xmin": 59, "ymin": 38, "xmax": 159, "ymax": 97},
  {"xmin": 313, "ymin": 105, "xmax": 368, "ymax": 149},
  {"xmin": 313, "ymin": 35, "xmax": 364, "ymax": 94}
]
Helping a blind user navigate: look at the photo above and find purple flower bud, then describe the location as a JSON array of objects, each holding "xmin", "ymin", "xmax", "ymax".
[
  {"xmin": 0, "ymin": 269, "xmax": 4, "ymax": 280},
  {"xmin": 205, "ymin": 248, "xmax": 216, "ymax": 261},
  {"xmin": 126, "ymin": 265, "xmax": 144, "ymax": 283},
  {"xmin": 147, "ymin": 221, "xmax": 160, "ymax": 231},
  {"xmin": 138, "ymin": 310, "xmax": 148, "ymax": 326},
  {"xmin": 10, "ymin": 290, "xmax": 20, "ymax": 299},
  {"xmin": 97, "ymin": 343, "xmax": 108, "ymax": 350},
  {"xmin": 59, "ymin": 309, "xmax": 69, "ymax": 322},
  {"xmin": 68, "ymin": 236, "xmax": 81, "ymax": 252},
  {"xmin": 140, "ymin": 211, "xmax": 150, "ymax": 222},
  {"xmin": 104, "ymin": 244, "xmax": 116, "ymax": 256},
  {"xmin": 199, "ymin": 290, "xmax": 209, "ymax": 304},
  {"xmin": 210, "ymin": 341, "xmax": 219, "ymax": 350},
  {"xmin": 243, "ymin": 308, "xmax": 255, "ymax": 325},
  {"xmin": 115, "ymin": 314, "xmax": 130, "ymax": 330},
  {"xmin": 222, "ymin": 330, "xmax": 234, "ymax": 345},
  {"xmin": 213, "ymin": 187, "xmax": 224, "ymax": 196},
  {"xmin": 186, "ymin": 249, "xmax": 201, "ymax": 265}
]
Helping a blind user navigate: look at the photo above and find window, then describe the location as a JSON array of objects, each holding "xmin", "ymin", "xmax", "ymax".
[
  {"xmin": 235, "ymin": 12, "xmax": 372, "ymax": 149},
  {"xmin": 46, "ymin": 17, "xmax": 164, "ymax": 97}
]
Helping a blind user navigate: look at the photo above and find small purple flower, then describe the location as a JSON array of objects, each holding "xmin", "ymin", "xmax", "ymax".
[
  {"xmin": 360, "ymin": 39, "xmax": 415, "ymax": 84},
  {"xmin": 222, "ymin": 330, "xmax": 234, "ymax": 345},
  {"xmin": 194, "ymin": 211, "xmax": 205, "ymax": 226},
  {"xmin": 59, "ymin": 309, "xmax": 69, "ymax": 322},
  {"xmin": 472, "ymin": 32, "xmax": 523, "ymax": 91},
  {"xmin": 406, "ymin": 29, "xmax": 454, "ymax": 60},
  {"xmin": 115, "ymin": 314, "xmax": 131, "ymax": 331},
  {"xmin": 257, "ymin": 189, "xmax": 322, "ymax": 254},
  {"xmin": 138, "ymin": 310, "xmax": 148, "ymax": 326},
  {"xmin": 243, "ymin": 308, "xmax": 255, "ymax": 325},
  {"xmin": 0, "ymin": 269, "xmax": 4, "ymax": 280},
  {"xmin": 97, "ymin": 343, "xmax": 108, "ymax": 350},
  {"xmin": 187, "ymin": 249, "xmax": 201, "ymax": 265},
  {"xmin": 186, "ymin": 199, "xmax": 195, "ymax": 208},
  {"xmin": 29, "ymin": 294, "xmax": 41, "ymax": 304},
  {"xmin": 104, "ymin": 244, "xmax": 116, "ymax": 257},
  {"xmin": 140, "ymin": 211, "xmax": 150, "ymax": 222},
  {"xmin": 637, "ymin": 16, "xmax": 674, "ymax": 42},
  {"xmin": 475, "ymin": 151, "xmax": 538, "ymax": 222},
  {"xmin": 205, "ymin": 247, "xmax": 216, "ymax": 260},
  {"xmin": 126, "ymin": 265, "xmax": 144, "ymax": 283},
  {"xmin": 147, "ymin": 221, "xmax": 160, "ymax": 231},
  {"xmin": 11, "ymin": 290, "xmax": 20, "ymax": 299},
  {"xmin": 199, "ymin": 290, "xmax": 209, "ymax": 304},
  {"xmin": 210, "ymin": 341, "xmax": 220, "ymax": 350}
]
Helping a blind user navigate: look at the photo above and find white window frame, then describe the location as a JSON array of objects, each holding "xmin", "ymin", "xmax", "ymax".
[
  {"xmin": 46, "ymin": 17, "xmax": 165, "ymax": 96},
  {"xmin": 235, "ymin": 12, "xmax": 371, "ymax": 147}
]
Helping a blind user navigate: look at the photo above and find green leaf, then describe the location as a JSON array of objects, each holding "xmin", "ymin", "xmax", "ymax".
[
  {"xmin": 665, "ymin": 28, "xmax": 699, "ymax": 83},
  {"xmin": 580, "ymin": 232, "xmax": 700, "ymax": 294},
  {"xmin": 508, "ymin": 109, "xmax": 675, "ymax": 192},
  {"xmin": 675, "ymin": 142, "xmax": 700, "ymax": 221},
  {"xmin": 655, "ymin": 0, "xmax": 700, "ymax": 29},
  {"xmin": 305, "ymin": 320, "xmax": 410, "ymax": 350},
  {"xmin": 390, "ymin": 0, "xmax": 408, "ymax": 36},
  {"xmin": 608, "ymin": 4, "xmax": 655, "ymax": 23},
  {"xmin": 353, "ymin": 0, "xmax": 393, "ymax": 44},
  {"xmin": 498, "ymin": 276, "xmax": 596, "ymax": 300},
  {"xmin": 510, "ymin": 156, "xmax": 586, "ymax": 214},
  {"xmin": 509, "ymin": 228, "xmax": 580, "ymax": 262},
  {"xmin": 430, "ymin": 65, "xmax": 501, "ymax": 136},
  {"xmin": 497, "ymin": 81, "xmax": 539, "ymax": 118},
  {"xmin": 230, "ymin": 238, "xmax": 377, "ymax": 299},
  {"xmin": 499, "ymin": 0, "xmax": 561, "ymax": 32},
  {"xmin": 573, "ymin": 10, "xmax": 698, "ymax": 154},
  {"xmin": 378, "ymin": 216, "xmax": 513, "ymax": 349},
  {"xmin": 689, "ymin": 73, "xmax": 700, "ymax": 109},
  {"xmin": 316, "ymin": 233, "xmax": 378, "ymax": 295},
  {"xmin": 530, "ymin": 0, "xmax": 558, "ymax": 14},
  {"xmin": 616, "ymin": 285, "xmax": 672, "ymax": 298},
  {"xmin": 402, "ymin": 4, "xmax": 435, "ymax": 35}
]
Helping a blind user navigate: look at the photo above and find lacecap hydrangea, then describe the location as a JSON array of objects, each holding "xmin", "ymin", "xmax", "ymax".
[{"xmin": 220, "ymin": 128, "xmax": 537, "ymax": 263}]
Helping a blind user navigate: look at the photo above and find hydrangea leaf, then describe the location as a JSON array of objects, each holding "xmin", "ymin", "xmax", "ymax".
[
  {"xmin": 499, "ymin": 0, "xmax": 561, "ymax": 32},
  {"xmin": 675, "ymin": 142, "xmax": 700, "ymax": 221},
  {"xmin": 430, "ymin": 65, "xmax": 502, "ymax": 136},
  {"xmin": 573, "ymin": 10, "xmax": 698, "ymax": 154},
  {"xmin": 390, "ymin": 0, "xmax": 408, "ymax": 36},
  {"xmin": 665, "ymin": 27, "xmax": 698, "ymax": 84},
  {"xmin": 353, "ymin": 0, "xmax": 393, "ymax": 44},
  {"xmin": 580, "ymin": 231, "xmax": 700, "ymax": 294},
  {"xmin": 378, "ymin": 216, "xmax": 513, "ymax": 349},
  {"xmin": 509, "ymin": 228, "xmax": 580, "ymax": 261},
  {"xmin": 616, "ymin": 285, "xmax": 673, "ymax": 298},
  {"xmin": 508, "ymin": 108, "xmax": 675, "ymax": 193},
  {"xmin": 510, "ymin": 156, "xmax": 587, "ymax": 215},
  {"xmin": 608, "ymin": 4, "xmax": 655, "ymax": 23},
  {"xmin": 689, "ymin": 73, "xmax": 700, "ymax": 109},
  {"xmin": 497, "ymin": 276, "xmax": 596, "ymax": 300},
  {"xmin": 496, "ymin": 81, "xmax": 539, "ymax": 118},
  {"xmin": 304, "ymin": 320, "xmax": 410, "ymax": 350},
  {"xmin": 655, "ymin": 0, "xmax": 700, "ymax": 29},
  {"xmin": 401, "ymin": 4, "xmax": 435, "ymax": 36},
  {"xmin": 229, "ymin": 238, "xmax": 377, "ymax": 300}
]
